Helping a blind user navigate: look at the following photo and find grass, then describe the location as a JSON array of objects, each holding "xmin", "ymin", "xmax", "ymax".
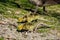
[
  {"xmin": 0, "ymin": 37, "xmax": 4, "ymax": 40},
  {"xmin": 37, "ymin": 28, "xmax": 49, "ymax": 33},
  {"xmin": 15, "ymin": 0, "xmax": 36, "ymax": 9},
  {"xmin": 0, "ymin": 0, "xmax": 60, "ymax": 32},
  {"xmin": 0, "ymin": 1, "xmax": 30, "ymax": 19},
  {"xmin": 46, "ymin": 5, "xmax": 60, "ymax": 19}
]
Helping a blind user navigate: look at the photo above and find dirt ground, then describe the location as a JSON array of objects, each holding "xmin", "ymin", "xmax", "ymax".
[{"xmin": 0, "ymin": 17, "xmax": 60, "ymax": 40}]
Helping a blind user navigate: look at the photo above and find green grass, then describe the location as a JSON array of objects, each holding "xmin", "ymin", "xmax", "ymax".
[
  {"xmin": 0, "ymin": 1, "xmax": 30, "ymax": 19},
  {"xmin": 37, "ymin": 29, "xmax": 49, "ymax": 33},
  {"xmin": 0, "ymin": 37, "xmax": 4, "ymax": 40},
  {"xmin": 0, "ymin": 0, "xmax": 60, "ymax": 32},
  {"xmin": 15, "ymin": 0, "xmax": 36, "ymax": 9}
]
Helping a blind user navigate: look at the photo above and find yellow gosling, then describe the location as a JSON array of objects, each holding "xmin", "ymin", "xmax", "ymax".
[{"xmin": 17, "ymin": 24, "xmax": 24, "ymax": 30}]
